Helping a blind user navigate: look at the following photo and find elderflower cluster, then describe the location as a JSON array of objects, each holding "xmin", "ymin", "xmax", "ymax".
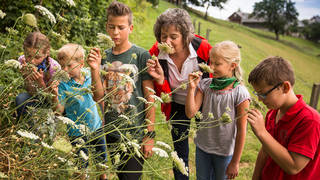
[
  {"xmin": 158, "ymin": 42, "xmax": 175, "ymax": 54},
  {"xmin": 35, "ymin": 5, "xmax": 56, "ymax": 24},
  {"xmin": 17, "ymin": 130, "xmax": 39, "ymax": 140},
  {"xmin": 97, "ymin": 33, "xmax": 114, "ymax": 48},
  {"xmin": 64, "ymin": 0, "xmax": 76, "ymax": 7}
]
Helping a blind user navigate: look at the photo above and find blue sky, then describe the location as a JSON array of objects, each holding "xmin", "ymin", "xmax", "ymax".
[{"xmin": 189, "ymin": 0, "xmax": 320, "ymax": 20}]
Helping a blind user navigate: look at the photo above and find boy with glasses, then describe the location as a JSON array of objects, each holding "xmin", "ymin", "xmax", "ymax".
[{"xmin": 247, "ymin": 56, "xmax": 320, "ymax": 180}]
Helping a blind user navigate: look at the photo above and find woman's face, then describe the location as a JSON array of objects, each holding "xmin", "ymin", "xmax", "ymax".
[{"xmin": 160, "ymin": 25, "xmax": 185, "ymax": 54}]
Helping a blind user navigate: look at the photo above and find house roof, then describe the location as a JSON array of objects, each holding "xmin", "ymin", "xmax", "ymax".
[{"xmin": 228, "ymin": 11, "xmax": 266, "ymax": 23}]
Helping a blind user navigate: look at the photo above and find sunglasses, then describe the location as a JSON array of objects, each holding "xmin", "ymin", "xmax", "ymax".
[{"xmin": 253, "ymin": 82, "xmax": 283, "ymax": 99}]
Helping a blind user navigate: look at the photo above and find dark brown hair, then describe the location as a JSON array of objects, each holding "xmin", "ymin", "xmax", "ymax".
[
  {"xmin": 106, "ymin": 1, "xmax": 133, "ymax": 25},
  {"xmin": 23, "ymin": 32, "xmax": 50, "ymax": 53},
  {"xmin": 248, "ymin": 56, "xmax": 295, "ymax": 86}
]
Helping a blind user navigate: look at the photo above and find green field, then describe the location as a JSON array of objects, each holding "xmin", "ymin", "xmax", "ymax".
[{"xmin": 128, "ymin": 1, "xmax": 320, "ymax": 179}]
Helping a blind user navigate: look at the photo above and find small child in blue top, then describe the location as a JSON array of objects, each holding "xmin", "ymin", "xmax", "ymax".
[
  {"xmin": 186, "ymin": 41, "xmax": 250, "ymax": 180},
  {"xmin": 52, "ymin": 43, "xmax": 107, "ymax": 179}
]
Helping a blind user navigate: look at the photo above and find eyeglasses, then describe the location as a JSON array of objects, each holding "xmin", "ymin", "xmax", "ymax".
[{"xmin": 253, "ymin": 82, "xmax": 283, "ymax": 99}]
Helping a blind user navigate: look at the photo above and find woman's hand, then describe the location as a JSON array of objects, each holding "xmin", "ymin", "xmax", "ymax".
[
  {"xmin": 188, "ymin": 71, "xmax": 202, "ymax": 89},
  {"xmin": 87, "ymin": 48, "xmax": 102, "ymax": 71},
  {"xmin": 146, "ymin": 57, "xmax": 165, "ymax": 85}
]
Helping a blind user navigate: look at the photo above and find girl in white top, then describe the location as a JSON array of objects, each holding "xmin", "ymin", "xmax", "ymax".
[{"xmin": 186, "ymin": 41, "xmax": 250, "ymax": 180}]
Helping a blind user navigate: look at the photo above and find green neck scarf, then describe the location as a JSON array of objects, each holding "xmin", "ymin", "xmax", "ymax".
[{"xmin": 209, "ymin": 76, "xmax": 239, "ymax": 90}]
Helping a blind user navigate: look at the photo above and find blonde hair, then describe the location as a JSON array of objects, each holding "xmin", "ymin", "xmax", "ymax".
[
  {"xmin": 210, "ymin": 40, "xmax": 243, "ymax": 82},
  {"xmin": 57, "ymin": 43, "xmax": 85, "ymax": 63}
]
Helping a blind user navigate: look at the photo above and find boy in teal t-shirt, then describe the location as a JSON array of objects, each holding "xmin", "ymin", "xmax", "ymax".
[{"xmin": 52, "ymin": 44, "xmax": 107, "ymax": 179}]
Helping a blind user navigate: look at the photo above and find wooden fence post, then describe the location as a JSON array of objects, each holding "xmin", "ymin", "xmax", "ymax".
[
  {"xmin": 198, "ymin": 22, "xmax": 201, "ymax": 35},
  {"xmin": 310, "ymin": 83, "xmax": 320, "ymax": 109},
  {"xmin": 206, "ymin": 29, "xmax": 211, "ymax": 41}
]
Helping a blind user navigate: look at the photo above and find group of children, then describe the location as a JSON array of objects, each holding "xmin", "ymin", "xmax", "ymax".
[{"xmin": 15, "ymin": 1, "xmax": 320, "ymax": 180}]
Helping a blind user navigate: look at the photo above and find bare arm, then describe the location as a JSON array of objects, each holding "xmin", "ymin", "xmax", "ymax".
[
  {"xmin": 185, "ymin": 72, "xmax": 203, "ymax": 118},
  {"xmin": 141, "ymin": 79, "xmax": 156, "ymax": 158},
  {"xmin": 87, "ymin": 48, "xmax": 104, "ymax": 102},
  {"xmin": 252, "ymin": 148, "xmax": 268, "ymax": 180},
  {"xmin": 248, "ymin": 109, "xmax": 311, "ymax": 175},
  {"xmin": 226, "ymin": 100, "xmax": 250, "ymax": 179}
]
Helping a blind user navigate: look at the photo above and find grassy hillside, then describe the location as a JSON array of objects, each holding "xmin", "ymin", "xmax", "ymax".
[{"xmin": 129, "ymin": 1, "xmax": 320, "ymax": 180}]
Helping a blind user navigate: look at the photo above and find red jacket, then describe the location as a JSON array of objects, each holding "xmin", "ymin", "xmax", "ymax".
[{"xmin": 149, "ymin": 34, "xmax": 212, "ymax": 120}]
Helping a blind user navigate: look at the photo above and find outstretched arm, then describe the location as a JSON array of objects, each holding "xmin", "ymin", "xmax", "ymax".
[
  {"xmin": 185, "ymin": 72, "xmax": 203, "ymax": 119},
  {"xmin": 252, "ymin": 148, "xmax": 268, "ymax": 180},
  {"xmin": 248, "ymin": 109, "xmax": 311, "ymax": 175}
]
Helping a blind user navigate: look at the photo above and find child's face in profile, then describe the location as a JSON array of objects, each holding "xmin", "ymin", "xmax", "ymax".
[
  {"xmin": 209, "ymin": 56, "xmax": 236, "ymax": 78},
  {"xmin": 59, "ymin": 58, "xmax": 84, "ymax": 80},
  {"xmin": 252, "ymin": 81, "xmax": 285, "ymax": 110},
  {"xmin": 24, "ymin": 47, "xmax": 48, "ymax": 66},
  {"xmin": 160, "ymin": 25, "xmax": 184, "ymax": 54},
  {"xmin": 106, "ymin": 15, "xmax": 133, "ymax": 47}
]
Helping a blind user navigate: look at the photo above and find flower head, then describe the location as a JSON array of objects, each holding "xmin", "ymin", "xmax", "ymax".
[
  {"xmin": 5, "ymin": 59, "xmax": 21, "ymax": 69},
  {"xmin": 208, "ymin": 112, "xmax": 214, "ymax": 119},
  {"xmin": 114, "ymin": 153, "xmax": 120, "ymax": 164},
  {"xmin": 23, "ymin": 13, "xmax": 37, "ymax": 27},
  {"xmin": 156, "ymin": 141, "xmax": 171, "ymax": 151},
  {"xmin": 0, "ymin": 10, "xmax": 6, "ymax": 19},
  {"xmin": 41, "ymin": 141, "xmax": 54, "ymax": 149},
  {"xmin": 198, "ymin": 63, "xmax": 213, "ymax": 73},
  {"xmin": 52, "ymin": 137, "xmax": 72, "ymax": 153},
  {"xmin": 152, "ymin": 147, "xmax": 169, "ymax": 158},
  {"xmin": 80, "ymin": 150, "xmax": 88, "ymax": 160},
  {"xmin": 158, "ymin": 42, "xmax": 175, "ymax": 54},
  {"xmin": 195, "ymin": 111, "xmax": 203, "ymax": 120},
  {"xmin": 52, "ymin": 70, "xmax": 70, "ymax": 82},
  {"xmin": 17, "ymin": 130, "xmax": 39, "ymax": 140},
  {"xmin": 97, "ymin": 33, "xmax": 114, "ymax": 48},
  {"xmin": 150, "ymin": 94, "xmax": 163, "ymax": 103},
  {"xmin": 131, "ymin": 53, "xmax": 137, "ymax": 60},
  {"xmin": 57, "ymin": 116, "xmax": 75, "ymax": 125},
  {"xmin": 64, "ymin": 0, "xmax": 76, "ymax": 7},
  {"xmin": 171, "ymin": 151, "xmax": 188, "ymax": 176},
  {"xmin": 160, "ymin": 92, "xmax": 172, "ymax": 103},
  {"xmin": 35, "ymin": 5, "xmax": 56, "ymax": 24},
  {"xmin": 220, "ymin": 112, "xmax": 232, "ymax": 123}
]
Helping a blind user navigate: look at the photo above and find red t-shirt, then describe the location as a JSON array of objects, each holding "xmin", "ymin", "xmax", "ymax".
[{"xmin": 261, "ymin": 95, "xmax": 320, "ymax": 180}]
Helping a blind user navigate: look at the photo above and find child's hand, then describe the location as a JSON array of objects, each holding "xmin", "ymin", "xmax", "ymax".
[
  {"xmin": 30, "ymin": 68, "xmax": 45, "ymax": 87},
  {"xmin": 247, "ymin": 109, "xmax": 266, "ymax": 137},
  {"xmin": 49, "ymin": 80, "xmax": 60, "ymax": 96},
  {"xmin": 146, "ymin": 56, "xmax": 165, "ymax": 85},
  {"xmin": 20, "ymin": 58, "xmax": 32, "ymax": 78},
  {"xmin": 188, "ymin": 71, "xmax": 202, "ymax": 89},
  {"xmin": 87, "ymin": 48, "xmax": 101, "ymax": 71},
  {"xmin": 226, "ymin": 161, "xmax": 239, "ymax": 179}
]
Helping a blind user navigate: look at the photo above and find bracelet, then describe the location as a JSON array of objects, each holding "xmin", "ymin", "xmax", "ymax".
[{"xmin": 145, "ymin": 131, "xmax": 156, "ymax": 139}]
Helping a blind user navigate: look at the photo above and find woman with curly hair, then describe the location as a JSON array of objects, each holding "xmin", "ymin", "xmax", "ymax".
[{"xmin": 147, "ymin": 8, "xmax": 212, "ymax": 180}]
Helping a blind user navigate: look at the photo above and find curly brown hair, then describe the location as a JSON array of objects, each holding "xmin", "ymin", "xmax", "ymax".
[
  {"xmin": 106, "ymin": 1, "xmax": 133, "ymax": 25},
  {"xmin": 153, "ymin": 8, "xmax": 194, "ymax": 48}
]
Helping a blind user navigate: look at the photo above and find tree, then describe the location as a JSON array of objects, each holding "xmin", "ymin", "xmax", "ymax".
[
  {"xmin": 187, "ymin": 0, "xmax": 228, "ymax": 20},
  {"xmin": 251, "ymin": 0, "xmax": 298, "ymax": 40}
]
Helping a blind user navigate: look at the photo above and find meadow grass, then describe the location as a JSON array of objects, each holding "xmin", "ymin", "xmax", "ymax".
[{"xmin": 129, "ymin": 1, "xmax": 320, "ymax": 179}]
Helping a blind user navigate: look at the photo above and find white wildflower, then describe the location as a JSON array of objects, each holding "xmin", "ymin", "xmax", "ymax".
[
  {"xmin": 198, "ymin": 63, "xmax": 213, "ymax": 73},
  {"xmin": 77, "ymin": 124, "xmax": 90, "ymax": 135},
  {"xmin": 118, "ymin": 73, "xmax": 135, "ymax": 87},
  {"xmin": 114, "ymin": 153, "xmax": 120, "ymax": 164},
  {"xmin": 41, "ymin": 141, "xmax": 54, "ymax": 149},
  {"xmin": 5, "ymin": 27, "xmax": 18, "ymax": 35},
  {"xmin": 80, "ymin": 150, "xmax": 88, "ymax": 161},
  {"xmin": 128, "ymin": 141, "xmax": 141, "ymax": 158},
  {"xmin": 137, "ymin": 96, "xmax": 148, "ymax": 104},
  {"xmin": 160, "ymin": 92, "xmax": 172, "ymax": 103},
  {"xmin": 120, "ymin": 143, "xmax": 127, "ymax": 152},
  {"xmin": 57, "ymin": 116, "xmax": 75, "ymax": 125},
  {"xmin": 50, "ymin": 31, "xmax": 61, "ymax": 38},
  {"xmin": 119, "ymin": 114, "xmax": 130, "ymax": 121},
  {"xmin": 131, "ymin": 53, "xmax": 137, "ymax": 60},
  {"xmin": 158, "ymin": 42, "xmax": 175, "ymax": 54},
  {"xmin": 160, "ymin": 112, "xmax": 167, "ymax": 122},
  {"xmin": 152, "ymin": 147, "xmax": 169, "ymax": 158},
  {"xmin": 52, "ymin": 70, "xmax": 70, "ymax": 82},
  {"xmin": 146, "ymin": 87, "xmax": 156, "ymax": 94},
  {"xmin": 4, "ymin": 59, "xmax": 21, "ymax": 69},
  {"xmin": 57, "ymin": 156, "xmax": 67, "ymax": 163},
  {"xmin": 189, "ymin": 128, "xmax": 197, "ymax": 139},
  {"xmin": 220, "ymin": 112, "xmax": 232, "ymax": 123},
  {"xmin": 35, "ymin": 5, "xmax": 56, "ymax": 24},
  {"xmin": 0, "ymin": 172, "xmax": 8, "ymax": 178},
  {"xmin": 17, "ymin": 130, "xmax": 39, "ymax": 140},
  {"xmin": 156, "ymin": 141, "xmax": 171, "ymax": 151},
  {"xmin": 0, "ymin": 44, "xmax": 6, "ymax": 49},
  {"xmin": 150, "ymin": 94, "xmax": 163, "ymax": 103},
  {"xmin": 98, "ymin": 163, "xmax": 109, "ymax": 169},
  {"xmin": 56, "ymin": 13, "xmax": 67, "ymax": 22},
  {"xmin": 52, "ymin": 137, "xmax": 72, "ymax": 153},
  {"xmin": 208, "ymin": 112, "xmax": 214, "ymax": 119},
  {"xmin": 0, "ymin": 10, "xmax": 6, "ymax": 19},
  {"xmin": 225, "ymin": 106, "xmax": 231, "ymax": 112},
  {"xmin": 64, "ymin": 0, "xmax": 76, "ymax": 7},
  {"xmin": 195, "ymin": 111, "xmax": 203, "ymax": 120},
  {"xmin": 97, "ymin": 33, "xmax": 114, "ymax": 48},
  {"xmin": 180, "ymin": 83, "xmax": 187, "ymax": 90},
  {"xmin": 171, "ymin": 151, "xmax": 188, "ymax": 176}
]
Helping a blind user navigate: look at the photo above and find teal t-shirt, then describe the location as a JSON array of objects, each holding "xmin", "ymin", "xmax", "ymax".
[
  {"xmin": 101, "ymin": 44, "xmax": 152, "ymax": 141},
  {"xmin": 58, "ymin": 68, "xmax": 102, "ymax": 137}
]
